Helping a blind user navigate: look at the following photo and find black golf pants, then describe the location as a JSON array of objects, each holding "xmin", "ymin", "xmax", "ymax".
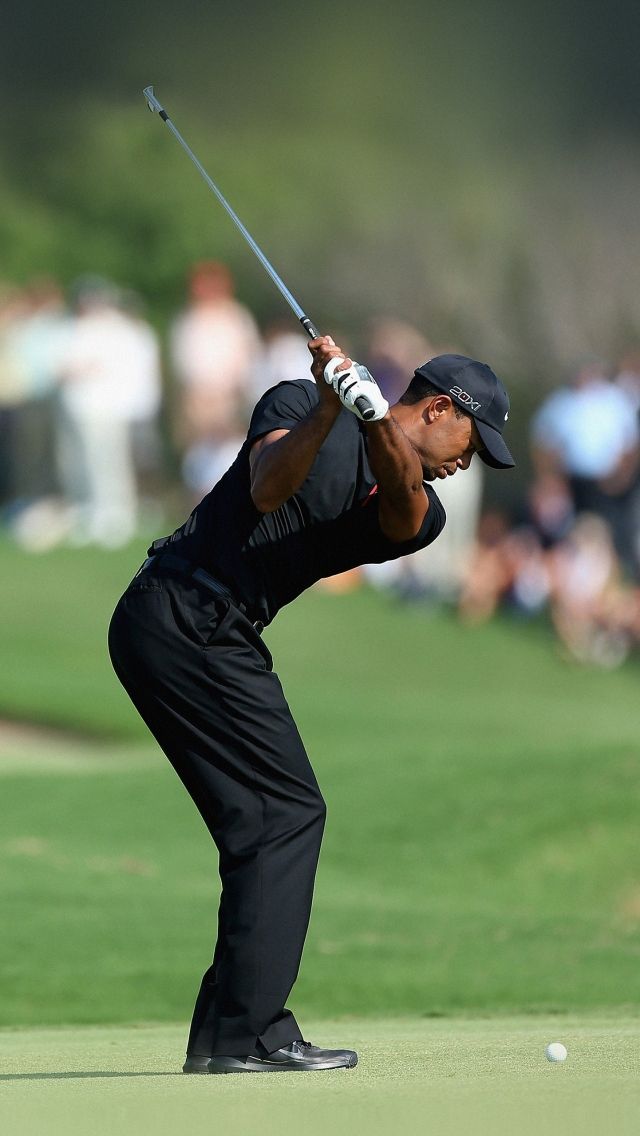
[{"xmin": 108, "ymin": 569, "xmax": 326, "ymax": 1057}]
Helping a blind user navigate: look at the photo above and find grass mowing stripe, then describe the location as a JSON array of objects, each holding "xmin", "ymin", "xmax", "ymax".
[
  {"xmin": 1, "ymin": 542, "xmax": 639, "ymax": 1025},
  {"xmin": 0, "ymin": 746, "xmax": 639, "ymax": 1023}
]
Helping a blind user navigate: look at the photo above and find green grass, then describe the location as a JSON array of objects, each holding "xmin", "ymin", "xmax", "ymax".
[
  {"xmin": 2, "ymin": 1018, "xmax": 639, "ymax": 1136},
  {"xmin": 1, "ymin": 539, "xmax": 639, "ymax": 1026},
  {"xmin": 1, "ymin": 539, "xmax": 147, "ymax": 737}
]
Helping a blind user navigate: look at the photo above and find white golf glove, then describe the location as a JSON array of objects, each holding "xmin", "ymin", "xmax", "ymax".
[{"xmin": 323, "ymin": 357, "xmax": 389, "ymax": 422}]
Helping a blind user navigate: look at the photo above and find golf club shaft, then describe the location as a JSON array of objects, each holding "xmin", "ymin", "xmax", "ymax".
[
  {"xmin": 143, "ymin": 86, "xmax": 319, "ymax": 339},
  {"xmin": 142, "ymin": 86, "xmax": 376, "ymax": 420}
]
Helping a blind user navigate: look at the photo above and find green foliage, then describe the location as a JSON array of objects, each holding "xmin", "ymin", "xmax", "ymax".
[{"xmin": 2, "ymin": 1, "xmax": 640, "ymax": 374}]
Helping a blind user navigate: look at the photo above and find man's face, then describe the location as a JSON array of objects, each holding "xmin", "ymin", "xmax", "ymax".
[{"xmin": 412, "ymin": 398, "xmax": 483, "ymax": 481}]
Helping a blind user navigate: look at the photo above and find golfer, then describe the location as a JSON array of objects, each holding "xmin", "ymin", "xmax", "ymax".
[{"xmin": 108, "ymin": 336, "xmax": 514, "ymax": 1073}]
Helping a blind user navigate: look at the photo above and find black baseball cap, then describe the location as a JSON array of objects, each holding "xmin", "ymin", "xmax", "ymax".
[{"xmin": 414, "ymin": 354, "xmax": 515, "ymax": 469}]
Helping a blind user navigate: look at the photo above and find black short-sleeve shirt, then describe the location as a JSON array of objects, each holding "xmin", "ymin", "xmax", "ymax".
[{"xmin": 157, "ymin": 380, "xmax": 446, "ymax": 626}]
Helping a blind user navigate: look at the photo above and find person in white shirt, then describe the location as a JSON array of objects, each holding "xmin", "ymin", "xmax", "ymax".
[{"xmin": 56, "ymin": 277, "xmax": 161, "ymax": 548}]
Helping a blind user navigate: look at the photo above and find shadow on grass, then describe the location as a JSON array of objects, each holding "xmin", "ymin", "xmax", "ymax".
[{"xmin": 0, "ymin": 1071, "xmax": 182, "ymax": 1081}]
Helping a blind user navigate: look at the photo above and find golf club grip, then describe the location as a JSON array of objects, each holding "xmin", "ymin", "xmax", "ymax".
[
  {"xmin": 300, "ymin": 317, "xmax": 320, "ymax": 339},
  {"xmin": 356, "ymin": 398, "xmax": 376, "ymax": 421}
]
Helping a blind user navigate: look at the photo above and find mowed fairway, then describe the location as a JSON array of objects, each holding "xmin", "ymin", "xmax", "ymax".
[{"xmin": 1, "ymin": 540, "xmax": 639, "ymax": 1131}]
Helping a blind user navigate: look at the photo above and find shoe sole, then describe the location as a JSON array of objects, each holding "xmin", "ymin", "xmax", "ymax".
[{"xmin": 183, "ymin": 1054, "xmax": 357, "ymax": 1074}]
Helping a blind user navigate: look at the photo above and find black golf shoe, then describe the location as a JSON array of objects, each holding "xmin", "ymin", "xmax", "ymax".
[{"xmin": 183, "ymin": 1039, "xmax": 358, "ymax": 1074}]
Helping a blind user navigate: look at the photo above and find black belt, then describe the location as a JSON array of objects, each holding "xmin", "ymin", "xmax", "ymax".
[{"xmin": 136, "ymin": 553, "xmax": 264, "ymax": 634}]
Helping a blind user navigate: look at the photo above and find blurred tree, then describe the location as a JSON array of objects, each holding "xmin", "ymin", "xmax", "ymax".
[{"xmin": 0, "ymin": 0, "xmax": 638, "ymax": 389}]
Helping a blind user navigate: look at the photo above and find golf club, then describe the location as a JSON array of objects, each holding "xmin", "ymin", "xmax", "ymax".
[{"xmin": 142, "ymin": 86, "xmax": 377, "ymax": 421}]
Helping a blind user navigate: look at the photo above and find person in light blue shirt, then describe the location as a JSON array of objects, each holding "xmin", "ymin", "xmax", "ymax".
[{"xmin": 531, "ymin": 361, "xmax": 640, "ymax": 576}]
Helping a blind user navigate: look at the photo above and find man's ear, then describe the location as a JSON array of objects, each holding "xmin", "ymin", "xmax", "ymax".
[{"xmin": 424, "ymin": 394, "xmax": 453, "ymax": 423}]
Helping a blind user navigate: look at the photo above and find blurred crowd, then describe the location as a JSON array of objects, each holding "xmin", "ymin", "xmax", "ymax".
[
  {"xmin": 456, "ymin": 355, "xmax": 640, "ymax": 668},
  {"xmin": 2, "ymin": 262, "xmax": 640, "ymax": 667}
]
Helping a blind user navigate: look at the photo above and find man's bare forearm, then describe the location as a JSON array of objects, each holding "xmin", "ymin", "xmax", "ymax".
[
  {"xmin": 250, "ymin": 400, "xmax": 342, "ymax": 513},
  {"xmin": 366, "ymin": 413, "xmax": 428, "ymax": 540}
]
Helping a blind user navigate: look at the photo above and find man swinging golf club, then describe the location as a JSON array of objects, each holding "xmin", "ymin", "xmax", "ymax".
[{"xmin": 108, "ymin": 336, "xmax": 514, "ymax": 1073}]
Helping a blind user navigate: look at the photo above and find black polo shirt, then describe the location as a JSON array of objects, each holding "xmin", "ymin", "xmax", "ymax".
[{"xmin": 158, "ymin": 380, "xmax": 446, "ymax": 626}]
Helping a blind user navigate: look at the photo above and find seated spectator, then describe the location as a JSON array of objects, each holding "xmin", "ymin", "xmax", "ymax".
[
  {"xmin": 458, "ymin": 512, "xmax": 513, "ymax": 623},
  {"xmin": 549, "ymin": 515, "xmax": 630, "ymax": 667},
  {"xmin": 528, "ymin": 472, "xmax": 574, "ymax": 548}
]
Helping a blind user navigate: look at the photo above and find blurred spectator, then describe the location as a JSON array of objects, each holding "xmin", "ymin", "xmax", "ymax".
[
  {"xmin": 459, "ymin": 509, "xmax": 637, "ymax": 668},
  {"xmin": 548, "ymin": 515, "xmax": 631, "ymax": 667},
  {"xmin": 614, "ymin": 349, "xmax": 640, "ymax": 573},
  {"xmin": 0, "ymin": 284, "xmax": 31, "ymax": 511},
  {"xmin": 365, "ymin": 319, "xmax": 434, "ymax": 405},
  {"xmin": 116, "ymin": 289, "xmax": 164, "ymax": 503},
  {"xmin": 55, "ymin": 276, "xmax": 155, "ymax": 548},
  {"xmin": 531, "ymin": 360, "xmax": 640, "ymax": 576},
  {"xmin": 503, "ymin": 526, "xmax": 552, "ymax": 617},
  {"xmin": 251, "ymin": 319, "xmax": 312, "ymax": 400},
  {"xmin": 458, "ymin": 512, "xmax": 513, "ymax": 623},
  {"xmin": 10, "ymin": 278, "xmax": 68, "ymax": 504},
  {"xmin": 614, "ymin": 348, "xmax": 640, "ymax": 413},
  {"xmin": 2, "ymin": 265, "xmax": 639, "ymax": 671},
  {"xmin": 170, "ymin": 261, "xmax": 262, "ymax": 497},
  {"xmin": 182, "ymin": 415, "xmax": 246, "ymax": 503},
  {"xmin": 527, "ymin": 471, "xmax": 574, "ymax": 548}
]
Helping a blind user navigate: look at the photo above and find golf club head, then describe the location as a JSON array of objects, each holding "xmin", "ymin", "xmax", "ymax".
[{"xmin": 143, "ymin": 86, "xmax": 164, "ymax": 115}]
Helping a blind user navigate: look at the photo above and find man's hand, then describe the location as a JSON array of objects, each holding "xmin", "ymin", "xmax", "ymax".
[
  {"xmin": 308, "ymin": 336, "xmax": 347, "ymax": 408},
  {"xmin": 308, "ymin": 336, "xmax": 389, "ymax": 420},
  {"xmin": 323, "ymin": 357, "xmax": 389, "ymax": 422}
]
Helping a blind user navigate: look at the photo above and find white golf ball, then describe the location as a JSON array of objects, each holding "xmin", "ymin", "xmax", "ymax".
[{"xmin": 545, "ymin": 1042, "xmax": 568, "ymax": 1062}]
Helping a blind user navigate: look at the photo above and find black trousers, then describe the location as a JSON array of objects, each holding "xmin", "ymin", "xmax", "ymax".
[{"xmin": 107, "ymin": 567, "xmax": 326, "ymax": 1057}]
